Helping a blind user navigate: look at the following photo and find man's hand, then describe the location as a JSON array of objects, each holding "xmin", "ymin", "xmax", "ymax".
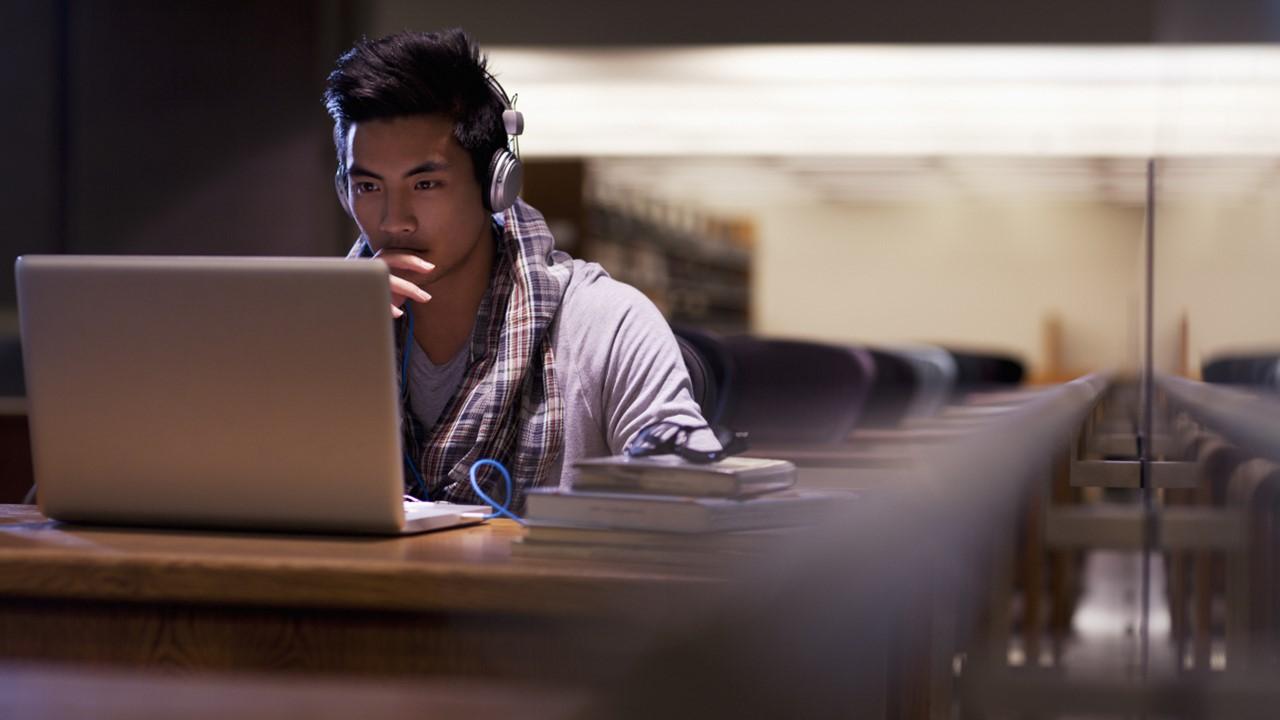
[{"xmin": 373, "ymin": 249, "xmax": 434, "ymax": 318}]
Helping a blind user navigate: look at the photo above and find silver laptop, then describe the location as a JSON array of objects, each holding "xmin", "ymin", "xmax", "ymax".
[{"xmin": 15, "ymin": 255, "xmax": 488, "ymax": 535}]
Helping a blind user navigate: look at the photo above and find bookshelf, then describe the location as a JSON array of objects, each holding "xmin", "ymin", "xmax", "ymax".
[{"xmin": 522, "ymin": 160, "xmax": 754, "ymax": 333}]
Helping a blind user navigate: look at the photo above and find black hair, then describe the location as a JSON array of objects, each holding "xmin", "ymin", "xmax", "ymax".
[{"xmin": 323, "ymin": 29, "xmax": 507, "ymax": 193}]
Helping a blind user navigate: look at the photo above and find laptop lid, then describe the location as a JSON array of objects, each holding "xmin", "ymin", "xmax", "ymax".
[{"xmin": 16, "ymin": 255, "xmax": 415, "ymax": 534}]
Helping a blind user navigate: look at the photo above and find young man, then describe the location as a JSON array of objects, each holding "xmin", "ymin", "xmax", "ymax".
[{"xmin": 323, "ymin": 29, "xmax": 710, "ymax": 510}]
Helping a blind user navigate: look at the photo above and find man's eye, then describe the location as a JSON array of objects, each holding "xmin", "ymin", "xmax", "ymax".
[
  {"xmin": 353, "ymin": 182, "xmax": 379, "ymax": 194},
  {"xmin": 415, "ymin": 180, "xmax": 440, "ymax": 190}
]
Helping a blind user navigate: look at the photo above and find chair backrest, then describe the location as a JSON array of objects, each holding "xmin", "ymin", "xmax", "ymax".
[
  {"xmin": 720, "ymin": 336, "xmax": 876, "ymax": 445},
  {"xmin": 892, "ymin": 344, "xmax": 957, "ymax": 418},
  {"xmin": 944, "ymin": 348, "xmax": 1025, "ymax": 389},
  {"xmin": 674, "ymin": 334, "xmax": 718, "ymax": 425},
  {"xmin": 1201, "ymin": 357, "xmax": 1233, "ymax": 384},
  {"xmin": 1226, "ymin": 459, "xmax": 1280, "ymax": 652},
  {"xmin": 859, "ymin": 349, "xmax": 919, "ymax": 428},
  {"xmin": 1203, "ymin": 353, "xmax": 1280, "ymax": 388},
  {"xmin": 1187, "ymin": 430, "xmax": 1246, "ymax": 506},
  {"xmin": 673, "ymin": 326, "xmax": 733, "ymax": 425}
]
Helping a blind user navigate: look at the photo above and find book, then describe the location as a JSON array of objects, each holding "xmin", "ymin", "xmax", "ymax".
[
  {"xmin": 523, "ymin": 488, "xmax": 853, "ymax": 534},
  {"xmin": 571, "ymin": 454, "xmax": 797, "ymax": 497},
  {"xmin": 523, "ymin": 524, "xmax": 791, "ymax": 552}
]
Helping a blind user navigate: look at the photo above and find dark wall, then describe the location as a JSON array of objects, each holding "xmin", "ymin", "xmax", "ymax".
[
  {"xmin": 0, "ymin": 1, "xmax": 62, "ymax": 306},
  {"xmin": 0, "ymin": 0, "xmax": 361, "ymax": 307},
  {"xmin": 66, "ymin": 1, "xmax": 354, "ymax": 258},
  {"xmin": 1157, "ymin": 0, "xmax": 1280, "ymax": 41},
  {"xmin": 365, "ymin": 0, "xmax": 1280, "ymax": 46},
  {"xmin": 363, "ymin": 0, "xmax": 1163, "ymax": 44}
]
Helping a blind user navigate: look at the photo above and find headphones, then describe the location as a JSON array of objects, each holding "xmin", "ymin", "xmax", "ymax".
[
  {"xmin": 335, "ymin": 71, "xmax": 525, "ymax": 216},
  {"xmin": 484, "ymin": 71, "xmax": 525, "ymax": 213}
]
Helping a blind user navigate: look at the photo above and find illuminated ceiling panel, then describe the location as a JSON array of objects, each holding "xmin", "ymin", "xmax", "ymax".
[{"xmin": 488, "ymin": 45, "xmax": 1280, "ymax": 157}]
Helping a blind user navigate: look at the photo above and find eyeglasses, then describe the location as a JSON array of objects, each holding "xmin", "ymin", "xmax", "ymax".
[{"xmin": 623, "ymin": 421, "xmax": 749, "ymax": 464}]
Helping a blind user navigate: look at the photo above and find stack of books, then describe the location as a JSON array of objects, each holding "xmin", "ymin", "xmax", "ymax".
[{"xmin": 514, "ymin": 455, "xmax": 852, "ymax": 568}]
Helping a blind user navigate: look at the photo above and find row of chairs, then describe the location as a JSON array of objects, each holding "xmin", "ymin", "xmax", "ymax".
[
  {"xmin": 673, "ymin": 327, "xmax": 1025, "ymax": 445},
  {"xmin": 1203, "ymin": 353, "xmax": 1280, "ymax": 389},
  {"xmin": 1166, "ymin": 412, "xmax": 1280, "ymax": 670}
]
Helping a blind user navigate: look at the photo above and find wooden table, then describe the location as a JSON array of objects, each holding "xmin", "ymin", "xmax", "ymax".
[
  {"xmin": 0, "ymin": 505, "xmax": 717, "ymax": 682},
  {"xmin": 0, "ymin": 662, "xmax": 588, "ymax": 720}
]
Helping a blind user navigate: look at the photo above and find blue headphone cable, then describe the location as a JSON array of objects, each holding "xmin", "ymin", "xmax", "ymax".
[
  {"xmin": 399, "ymin": 303, "xmax": 522, "ymax": 523},
  {"xmin": 468, "ymin": 459, "xmax": 525, "ymax": 525}
]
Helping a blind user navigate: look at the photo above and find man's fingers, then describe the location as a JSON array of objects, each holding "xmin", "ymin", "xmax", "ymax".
[
  {"xmin": 374, "ymin": 249, "xmax": 435, "ymax": 276},
  {"xmin": 369, "ymin": 249, "xmax": 432, "ymax": 318},
  {"xmin": 390, "ymin": 275, "xmax": 431, "ymax": 304}
]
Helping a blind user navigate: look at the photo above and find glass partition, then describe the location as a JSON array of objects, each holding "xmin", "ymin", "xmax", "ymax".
[{"xmin": 1148, "ymin": 158, "xmax": 1280, "ymax": 706}]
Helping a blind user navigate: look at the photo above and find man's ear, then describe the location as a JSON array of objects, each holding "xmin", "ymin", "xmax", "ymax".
[{"xmin": 334, "ymin": 171, "xmax": 353, "ymax": 218}]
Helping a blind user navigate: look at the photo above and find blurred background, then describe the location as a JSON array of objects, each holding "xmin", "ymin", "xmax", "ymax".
[
  {"xmin": 4, "ymin": 1, "xmax": 1280, "ymax": 718},
  {"xmin": 5, "ymin": 0, "xmax": 1279, "ymax": 380}
]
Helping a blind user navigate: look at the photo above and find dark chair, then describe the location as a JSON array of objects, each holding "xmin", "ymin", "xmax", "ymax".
[
  {"xmin": 673, "ymin": 326, "xmax": 733, "ymax": 425},
  {"xmin": 1202, "ymin": 353, "xmax": 1280, "ymax": 389},
  {"xmin": 1266, "ymin": 359, "xmax": 1280, "ymax": 392},
  {"xmin": 859, "ymin": 349, "xmax": 919, "ymax": 428},
  {"xmin": 892, "ymin": 344, "xmax": 957, "ymax": 418},
  {"xmin": 1200, "ymin": 358, "xmax": 1231, "ymax": 384},
  {"xmin": 1226, "ymin": 459, "xmax": 1280, "ymax": 664},
  {"xmin": 944, "ymin": 348, "xmax": 1025, "ymax": 389},
  {"xmin": 720, "ymin": 336, "xmax": 875, "ymax": 445},
  {"xmin": 674, "ymin": 334, "xmax": 717, "ymax": 425}
]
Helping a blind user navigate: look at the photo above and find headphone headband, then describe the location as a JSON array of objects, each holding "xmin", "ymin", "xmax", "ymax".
[{"xmin": 483, "ymin": 70, "xmax": 524, "ymax": 139}]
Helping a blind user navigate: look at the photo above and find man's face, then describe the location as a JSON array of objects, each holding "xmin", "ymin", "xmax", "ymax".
[{"xmin": 343, "ymin": 114, "xmax": 490, "ymax": 285}]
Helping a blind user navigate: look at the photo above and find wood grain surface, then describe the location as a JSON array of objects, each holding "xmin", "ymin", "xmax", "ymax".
[
  {"xmin": 0, "ymin": 504, "xmax": 723, "ymax": 680},
  {"xmin": 0, "ymin": 505, "xmax": 715, "ymax": 615}
]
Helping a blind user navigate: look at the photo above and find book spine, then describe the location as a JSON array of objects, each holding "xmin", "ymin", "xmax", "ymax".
[
  {"xmin": 705, "ymin": 499, "xmax": 822, "ymax": 532},
  {"xmin": 571, "ymin": 472, "xmax": 734, "ymax": 496},
  {"xmin": 525, "ymin": 496, "xmax": 707, "ymax": 532}
]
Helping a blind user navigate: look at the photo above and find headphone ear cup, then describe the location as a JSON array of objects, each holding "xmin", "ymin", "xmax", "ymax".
[{"xmin": 487, "ymin": 149, "xmax": 523, "ymax": 213}]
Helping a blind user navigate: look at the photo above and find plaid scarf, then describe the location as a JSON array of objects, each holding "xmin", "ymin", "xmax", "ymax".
[{"xmin": 350, "ymin": 200, "xmax": 572, "ymax": 512}]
